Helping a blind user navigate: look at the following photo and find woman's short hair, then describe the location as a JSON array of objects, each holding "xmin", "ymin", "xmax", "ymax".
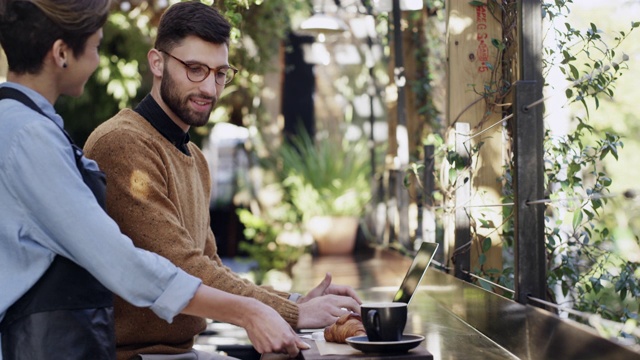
[
  {"xmin": 0, "ymin": 0, "xmax": 111, "ymax": 74},
  {"xmin": 154, "ymin": 1, "xmax": 231, "ymax": 53}
]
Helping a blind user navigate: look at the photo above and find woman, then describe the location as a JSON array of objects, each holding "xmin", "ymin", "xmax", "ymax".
[{"xmin": 0, "ymin": 1, "xmax": 306, "ymax": 359}]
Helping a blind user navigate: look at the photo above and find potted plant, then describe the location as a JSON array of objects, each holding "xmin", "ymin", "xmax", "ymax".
[{"xmin": 278, "ymin": 130, "xmax": 371, "ymax": 255}]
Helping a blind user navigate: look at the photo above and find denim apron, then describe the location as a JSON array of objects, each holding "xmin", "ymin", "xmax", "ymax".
[{"xmin": 0, "ymin": 88, "xmax": 115, "ymax": 359}]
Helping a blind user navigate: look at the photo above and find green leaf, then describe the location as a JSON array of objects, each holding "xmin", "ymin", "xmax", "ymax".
[
  {"xmin": 569, "ymin": 64, "xmax": 579, "ymax": 80},
  {"xmin": 572, "ymin": 210, "xmax": 583, "ymax": 229},
  {"xmin": 565, "ymin": 88, "xmax": 573, "ymax": 99},
  {"xmin": 491, "ymin": 38, "xmax": 504, "ymax": 50},
  {"xmin": 469, "ymin": 0, "xmax": 485, "ymax": 6},
  {"xmin": 547, "ymin": 235, "xmax": 556, "ymax": 247},
  {"xmin": 479, "ymin": 278, "xmax": 493, "ymax": 291},
  {"xmin": 482, "ymin": 237, "xmax": 492, "ymax": 252},
  {"xmin": 449, "ymin": 168, "xmax": 458, "ymax": 182},
  {"xmin": 590, "ymin": 277, "xmax": 603, "ymax": 294}
]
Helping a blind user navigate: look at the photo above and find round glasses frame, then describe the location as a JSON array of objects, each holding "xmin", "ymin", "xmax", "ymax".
[{"xmin": 158, "ymin": 49, "xmax": 238, "ymax": 85}]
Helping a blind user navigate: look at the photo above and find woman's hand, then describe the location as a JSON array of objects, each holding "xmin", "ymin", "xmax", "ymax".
[
  {"xmin": 182, "ymin": 285, "xmax": 309, "ymax": 357},
  {"xmin": 242, "ymin": 299, "xmax": 310, "ymax": 357}
]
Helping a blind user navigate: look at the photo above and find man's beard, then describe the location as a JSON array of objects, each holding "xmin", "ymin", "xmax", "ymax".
[{"xmin": 160, "ymin": 68, "xmax": 217, "ymax": 127}]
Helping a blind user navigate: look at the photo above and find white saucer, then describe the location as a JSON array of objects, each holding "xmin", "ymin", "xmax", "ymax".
[{"xmin": 345, "ymin": 334, "xmax": 425, "ymax": 353}]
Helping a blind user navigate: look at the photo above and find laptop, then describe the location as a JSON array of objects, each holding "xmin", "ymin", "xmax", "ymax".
[
  {"xmin": 298, "ymin": 242, "xmax": 439, "ymax": 334},
  {"xmin": 392, "ymin": 242, "xmax": 439, "ymax": 304}
]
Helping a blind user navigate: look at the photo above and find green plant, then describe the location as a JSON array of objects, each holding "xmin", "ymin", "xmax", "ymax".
[
  {"xmin": 278, "ymin": 130, "xmax": 372, "ymax": 222},
  {"xmin": 237, "ymin": 207, "xmax": 308, "ymax": 284}
]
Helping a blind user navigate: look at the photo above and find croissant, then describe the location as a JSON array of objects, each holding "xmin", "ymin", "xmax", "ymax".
[{"xmin": 324, "ymin": 312, "xmax": 366, "ymax": 343}]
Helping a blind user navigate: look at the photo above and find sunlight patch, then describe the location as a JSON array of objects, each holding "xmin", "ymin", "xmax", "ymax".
[{"xmin": 130, "ymin": 169, "xmax": 151, "ymax": 199}]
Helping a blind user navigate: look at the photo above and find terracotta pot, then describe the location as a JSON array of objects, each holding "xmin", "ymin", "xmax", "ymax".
[{"xmin": 306, "ymin": 216, "xmax": 359, "ymax": 256}]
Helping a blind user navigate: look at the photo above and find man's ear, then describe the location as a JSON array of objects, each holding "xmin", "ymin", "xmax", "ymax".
[
  {"xmin": 148, "ymin": 49, "xmax": 164, "ymax": 77},
  {"xmin": 51, "ymin": 39, "xmax": 69, "ymax": 69}
]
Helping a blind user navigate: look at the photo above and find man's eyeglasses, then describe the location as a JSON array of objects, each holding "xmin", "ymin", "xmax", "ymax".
[{"xmin": 157, "ymin": 49, "xmax": 238, "ymax": 85}]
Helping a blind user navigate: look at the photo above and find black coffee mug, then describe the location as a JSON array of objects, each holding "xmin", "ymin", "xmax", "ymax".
[{"xmin": 361, "ymin": 302, "xmax": 407, "ymax": 342}]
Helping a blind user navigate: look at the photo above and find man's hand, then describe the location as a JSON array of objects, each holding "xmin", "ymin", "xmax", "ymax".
[
  {"xmin": 295, "ymin": 273, "xmax": 362, "ymax": 329},
  {"xmin": 299, "ymin": 273, "xmax": 362, "ymax": 304},
  {"xmin": 296, "ymin": 293, "xmax": 361, "ymax": 329}
]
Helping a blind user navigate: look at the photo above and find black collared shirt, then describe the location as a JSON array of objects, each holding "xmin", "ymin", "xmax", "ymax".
[{"xmin": 134, "ymin": 94, "xmax": 191, "ymax": 155}]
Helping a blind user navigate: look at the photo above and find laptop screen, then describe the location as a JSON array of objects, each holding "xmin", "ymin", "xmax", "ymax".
[{"xmin": 392, "ymin": 242, "xmax": 439, "ymax": 303}]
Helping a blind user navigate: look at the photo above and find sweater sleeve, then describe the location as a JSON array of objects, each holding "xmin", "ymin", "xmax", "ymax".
[
  {"xmin": 201, "ymin": 229, "xmax": 298, "ymax": 325},
  {"xmin": 84, "ymin": 117, "xmax": 299, "ymax": 327}
]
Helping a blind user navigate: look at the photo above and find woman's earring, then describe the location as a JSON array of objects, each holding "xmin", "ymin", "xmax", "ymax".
[{"xmin": 63, "ymin": 63, "xmax": 67, "ymax": 68}]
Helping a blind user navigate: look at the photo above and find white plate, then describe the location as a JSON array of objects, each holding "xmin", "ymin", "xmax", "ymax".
[{"xmin": 346, "ymin": 334, "xmax": 425, "ymax": 353}]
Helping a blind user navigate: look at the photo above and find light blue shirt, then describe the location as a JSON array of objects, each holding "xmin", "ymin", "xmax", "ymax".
[{"xmin": 0, "ymin": 83, "xmax": 202, "ymax": 338}]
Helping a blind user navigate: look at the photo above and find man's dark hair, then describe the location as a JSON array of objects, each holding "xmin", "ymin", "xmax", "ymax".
[
  {"xmin": 0, "ymin": 0, "xmax": 110, "ymax": 74},
  {"xmin": 155, "ymin": 1, "xmax": 231, "ymax": 52}
]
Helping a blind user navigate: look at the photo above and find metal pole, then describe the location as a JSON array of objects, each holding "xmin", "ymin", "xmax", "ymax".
[
  {"xmin": 454, "ymin": 123, "xmax": 471, "ymax": 281},
  {"xmin": 418, "ymin": 145, "xmax": 437, "ymax": 253},
  {"xmin": 417, "ymin": 145, "xmax": 436, "ymax": 244},
  {"xmin": 514, "ymin": 0, "xmax": 546, "ymax": 306},
  {"xmin": 423, "ymin": 145, "xmax": 435, "ymax": 209},
  {"xmin": 362, "ymin": 0, "xmax": 377, "ymax": 182},
  {"xmin": 392, "ymin": 0, "xmax": 408, "ymax": 163},
  {"xmin": 392, "ymin": 0, "xmax": 410, "ymax": 249},
  {"xmin": 367, "ymin": 37, "xmax": 376, "ymax": 181}
]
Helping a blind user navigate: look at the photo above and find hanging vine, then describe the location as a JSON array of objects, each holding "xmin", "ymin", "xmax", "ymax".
[{"xmin": 405, "ymin": 0, "xmax": 640, "ymax": 344}]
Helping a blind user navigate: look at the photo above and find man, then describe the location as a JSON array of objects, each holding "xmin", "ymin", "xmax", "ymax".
[{"xmin": 84, "ymin": 2, "xmax": 361, "ymax": 359}]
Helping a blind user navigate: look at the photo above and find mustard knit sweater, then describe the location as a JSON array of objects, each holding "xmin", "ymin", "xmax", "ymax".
[{"xmin": 85, "ymin": 109, "xmax": 298, "ymax": 359}]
